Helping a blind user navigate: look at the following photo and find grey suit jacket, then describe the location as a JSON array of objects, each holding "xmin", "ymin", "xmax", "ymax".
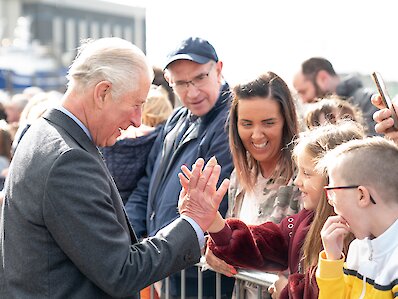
[{"xmin": 0, "ymin": 109, "xmax": 200, "ymax": 298}]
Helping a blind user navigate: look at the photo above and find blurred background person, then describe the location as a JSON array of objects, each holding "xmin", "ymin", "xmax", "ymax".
[
  {"xmin": 142, "ymin": 85, "xmax": 174, "ymax": 127},
  {"xmin": 293, "ymin": 57, "xmax": 378, "ymax": 136},
  {"xmin": 304, "ymin": 95, "xmax": 365, "ymax": 131},
  {"xmin": 0, "ymin": 121, "xmax": 12, "ymax": 189},
  {"xmin": 22, "ymin": 86, "xmax": 44, "ymax": 98},
  {"xmin": 152, "ymin": 65, "xmax": 178, "ymax": 108},
  {"xmin": 0, "ymin": 90, "xmax": 9, "ymax": 121},
  {"xmin": 3, "ymin": 93, "xmax": 29, "ymax": 125},
  {"xmin": 10, "ymin": 90, "xmax": 62, "ymax": 156}
]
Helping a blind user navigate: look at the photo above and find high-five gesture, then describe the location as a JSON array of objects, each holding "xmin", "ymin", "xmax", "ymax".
[{"xmin": 178, "ymin": 157, "xmax": 229, "ymax": 232}]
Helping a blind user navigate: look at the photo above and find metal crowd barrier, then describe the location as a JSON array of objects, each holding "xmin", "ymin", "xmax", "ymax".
[{"xmin": 147, "ymin": 257, "xmax": 278, "ymax": 299}]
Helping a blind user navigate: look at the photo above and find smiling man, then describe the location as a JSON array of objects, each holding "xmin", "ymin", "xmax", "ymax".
[
  {"xmin": 0, "ymin": 37, "xmax": 225, "ymax": 299},
  {"xmin": 125, "ymin": 36, "xmax": 234, "ymax": 299}
]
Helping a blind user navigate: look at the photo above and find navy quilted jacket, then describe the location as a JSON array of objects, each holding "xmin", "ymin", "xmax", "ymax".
[{"xmin": 101, "ymin": 127, "xmax": 161, "ymax": 204}]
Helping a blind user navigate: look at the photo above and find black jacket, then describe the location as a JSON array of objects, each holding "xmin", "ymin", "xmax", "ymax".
[{"xmin": 336, "ymin": 75, "xmax": 378, "ymax": 136}]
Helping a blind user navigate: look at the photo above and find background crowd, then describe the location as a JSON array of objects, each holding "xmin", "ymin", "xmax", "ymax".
[{"xmin": 0, "ymin": 35, "xmax": 397, "ymax": 299}]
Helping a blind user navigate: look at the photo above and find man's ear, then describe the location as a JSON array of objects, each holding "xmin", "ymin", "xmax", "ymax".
[
  {"xmin": 215, "ymin": 61, "xmax": 223, "ymax": 84},
  {"xmin": 164, "ymin": 71, "xmax": 171, "ymax": 85},
  {"xmin": 94, "ymin": 81, "xmax": 112, "ymax": 108},
  {"xmin": 358, "ymin": 186, "xmax": 374, "ymax": 207}
]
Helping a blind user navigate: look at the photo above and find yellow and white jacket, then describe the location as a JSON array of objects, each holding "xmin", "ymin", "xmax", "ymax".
[{"xmin": 316, "ymin": 219, "xmax": 398, "ymax": 299}]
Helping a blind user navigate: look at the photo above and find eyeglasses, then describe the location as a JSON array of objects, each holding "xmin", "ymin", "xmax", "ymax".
[
  {"xmin": 170, "ymin": 64, "xmax": 214, "ymax": 93},
  {"xmin": 324, "ymin": 185, "xmax": 376, "ymax": 204}
]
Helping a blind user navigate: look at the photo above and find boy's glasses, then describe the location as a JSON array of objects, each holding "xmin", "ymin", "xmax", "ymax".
[
  {"xmin": 324, "ymin": 185, "xmax": 376, "ymax": 204},
  {"xmin": 171, "ymin": 64, "xmax": 214, "ymax": 93}
]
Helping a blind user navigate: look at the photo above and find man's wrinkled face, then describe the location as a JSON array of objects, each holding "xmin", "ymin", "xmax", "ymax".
[
  {"xmin": 166, "ymin": 60, "xmax": 222, "ymax": 116},
  {"xmin": 93, "ymin": 76, "xmax": 152, "ymax": 147}
]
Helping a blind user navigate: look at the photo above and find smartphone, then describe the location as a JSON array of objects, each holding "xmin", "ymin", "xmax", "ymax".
[{"xmin": 371, "ymin": 71, "xmax": 398, "ymax": 129}]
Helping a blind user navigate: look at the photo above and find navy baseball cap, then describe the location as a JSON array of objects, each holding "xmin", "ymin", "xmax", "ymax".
[{"xmin": 163, "ymin": 37, "xmax": 218, "ymax": 70}]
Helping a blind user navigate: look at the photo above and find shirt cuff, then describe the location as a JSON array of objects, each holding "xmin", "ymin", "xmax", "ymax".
[
  {"xmin": 180, "ymin": 215, "xmax": 205, "ymax": 249},
  {"xmin": 316, "ymin": 250, "xmax": 345, "ymax": 279}
]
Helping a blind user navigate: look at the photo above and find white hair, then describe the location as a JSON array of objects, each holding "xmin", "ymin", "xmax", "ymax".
[{"xmin": 67, "ymin": 37, "xmax": 154, "ymax": 98}]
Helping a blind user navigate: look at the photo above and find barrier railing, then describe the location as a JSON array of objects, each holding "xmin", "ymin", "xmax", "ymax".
[{"xmin": 148, "ymin": 257, "xmax": 278, "ymax": 299}]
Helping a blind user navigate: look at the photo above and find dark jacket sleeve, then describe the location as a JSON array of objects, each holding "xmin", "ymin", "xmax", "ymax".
[
  {"xmin": 199, "ymin": 120, "xmax": 233, "ymax": 218},
  {"xmin": 197, "ymin": 93, "xmax": 233, "ymax": 218},
  {"xmin": 124, "ymin": 130, "xmax": 164, "ymax": 239},
  {"xmin": 45, "ymin": 148, "xmax": 201, "ymax": 297},
  {"xmin": 208, "ymin": 218, "xmax": 289, "ymax": 272}
]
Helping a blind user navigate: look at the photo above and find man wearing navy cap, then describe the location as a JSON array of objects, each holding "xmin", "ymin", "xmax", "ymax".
[{"xmin": 125, "ymin": 37, "xmax": 234, "ymax": 298}]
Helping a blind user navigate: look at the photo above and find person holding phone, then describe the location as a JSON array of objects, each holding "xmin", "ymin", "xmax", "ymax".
[
  {"xmin": 372, "ymin": 94, "xmax": 398, "ymax": 144},
  {"xmin": 293, "ymin": 57, "xmax": 379, "ymax": 136}
]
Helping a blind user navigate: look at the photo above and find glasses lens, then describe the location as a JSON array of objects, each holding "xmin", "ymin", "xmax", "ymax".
[
  {"xmin": 173, "ymin": 83, "xmax": 185, "ymax": 93},
  {"xmin": 192, "ymin": 74, "xmax": 208, "ymax": 88},
  {"xmin": 173, "ymin": 65, "xmax": 213, "ymax": 92}
]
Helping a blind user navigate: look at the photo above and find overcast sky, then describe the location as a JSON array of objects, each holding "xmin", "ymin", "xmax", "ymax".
[{"xmin": 109, "ymin": 0, "xmax": 398, "ymax": 89}]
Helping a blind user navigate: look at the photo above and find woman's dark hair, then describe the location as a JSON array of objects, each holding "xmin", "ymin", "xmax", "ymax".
[{"xmin": 229, "ymin": 71, "xmax": 299, "ymax": 190}]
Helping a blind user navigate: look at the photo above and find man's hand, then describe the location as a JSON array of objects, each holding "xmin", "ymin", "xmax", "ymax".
[
  {"xmin": 321, "ymin": 215, "xmax": 350, "ymax": 260},
  {"xmin": 178, "ymin": 157, "xmax": 229, "ymax": 232},
  {"xmin": 372, "ymin": 94, "xmax": 398, "ymax": 143},
  {"xmin": 204, "ymin": 246, "xmax": 237, "ymax": 277}
]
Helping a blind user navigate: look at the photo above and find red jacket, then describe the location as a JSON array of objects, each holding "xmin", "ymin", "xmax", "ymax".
[{"xmin": 208, "ymin": 209, "xmax": 319, "ymax": 299}]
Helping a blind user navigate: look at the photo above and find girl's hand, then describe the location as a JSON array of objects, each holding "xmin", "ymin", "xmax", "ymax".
[{"xmin": 205, "ymin": 246, "xmax": 237, "ymax": 277}]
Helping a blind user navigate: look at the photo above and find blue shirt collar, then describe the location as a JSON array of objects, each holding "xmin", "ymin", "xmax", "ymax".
[{"xmin": 55, "ymin": 106, "xmax": 92, "ymax": 141}]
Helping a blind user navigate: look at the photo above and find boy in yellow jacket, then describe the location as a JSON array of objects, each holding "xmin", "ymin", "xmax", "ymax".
[{"xmin": 316, "ymin": 136, "xmax": 398, "ymax": 298}]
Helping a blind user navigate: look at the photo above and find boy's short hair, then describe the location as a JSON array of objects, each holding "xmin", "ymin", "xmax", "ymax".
[{"xmin": 318, "ymin": 136, "xmax": 398, "ymax": 204}]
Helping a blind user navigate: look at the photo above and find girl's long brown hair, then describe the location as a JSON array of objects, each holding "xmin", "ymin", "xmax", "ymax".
[{"xmin": 293, "ymin": 121, "xmax": 365, "ymax": 275}]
